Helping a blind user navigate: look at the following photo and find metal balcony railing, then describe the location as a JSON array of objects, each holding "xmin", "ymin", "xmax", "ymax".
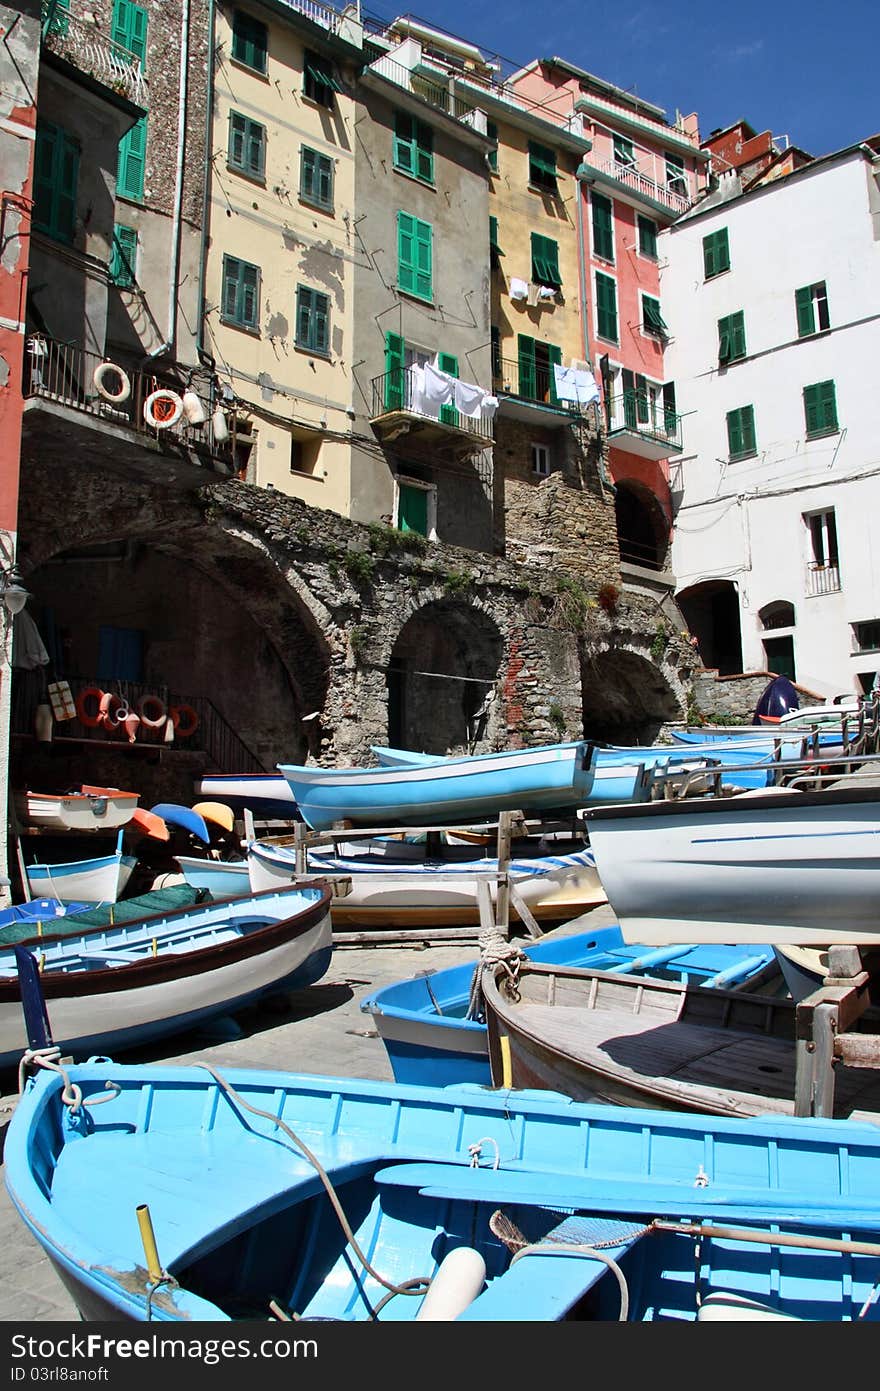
[
  {"xmin": 588, "ymin": 156, "xmax": 693, "ymax": 215},
  {"xmin": 367, "ymin": 53, "xmax": 478, "ymax": 121},
  {"xmin": 492, "ymin": 356, "xmax": 585, "ymax": 414},
  {"xmin": 605, "ymin": 392, "xmax": 682, "ymax": 452},
  {"xmin": 23, "ymin": 335, "xmax": 232, "ymax": 456},
  {"xmin": 371, "ymin": 367, "xmax": 494, "ymax": 443},
  {"xmin": 41, "ymin": 2, "xmax": 147, "ymax": 106},
  {"xmin": 806, "ymin": 562, "xmax": 841, "ymax": 597},
  {"xmin": 277, "ymin": 0, "xmax": 344, "ymax": 33}
]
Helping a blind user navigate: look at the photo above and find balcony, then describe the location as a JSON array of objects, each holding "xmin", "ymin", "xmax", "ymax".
[
  {"xmin": 370, "ymin": 367, "xmax": 494, "ymax": 451},
  {"xmin": 22, "ymin": 335, "xmax": 237, "ymax": 477},
  {"xmin": 806, "ymin": 562, "xmax": 841, "ymax": 597},
  {"xmin": 366, "ymin": 53, "xmax": 480, "ymax": 122},
  {"xmin": 492, "ymin": 356, "xmax": 586, "ymax": 426},
  {"xmin": 582, "ymin": 156, "xmax": 694, "ymax": 217},
  {"xmin": 41, "ymin": 2, "xmax": 147, "ymax": 106},
  {"xmin": 606, "ymin": 392, "xmax": 682, "ymax": 460}
]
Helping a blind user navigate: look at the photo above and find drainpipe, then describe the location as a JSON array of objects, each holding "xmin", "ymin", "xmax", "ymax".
[
  {"xmin": 575, "ymin": 160, "xmax": 592, "ymax": 363},
  {"xmin": 142, "ymin": 0, "xmax": 190, "ymax": 365},
  {"xmin": 196, "ymin": 0, "xmax": 216, "ymax": 366}
]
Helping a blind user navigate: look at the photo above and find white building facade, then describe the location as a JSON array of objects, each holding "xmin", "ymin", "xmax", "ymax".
[{"xmin": 661, "ymin": 143, "xmax": 880, "ymax": 698}]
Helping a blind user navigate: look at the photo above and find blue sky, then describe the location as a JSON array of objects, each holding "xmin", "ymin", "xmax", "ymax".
[{"xmin": 364, "ymin": 1, "xmax": 876, "ymax": 158}]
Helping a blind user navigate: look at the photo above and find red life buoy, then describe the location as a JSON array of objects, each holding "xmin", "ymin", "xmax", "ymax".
[
  {"xmin": 170, "ymin": 703, "xmax": 199, "ymax": 738},
  {"xmin": 136, "ymin": 693, "xmax": 167, "ymax": 729},
  {"xmin": 75, "ymin": 687, "xmax": 104, "ymax": 728}
]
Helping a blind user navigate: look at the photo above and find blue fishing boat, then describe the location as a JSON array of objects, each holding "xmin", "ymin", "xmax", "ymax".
[
  {"xmin": 0, "ymin": 883, "xmax": 333, "ymax": 1068},
  {"xmin": 7, "ymin": 1057, "xmax": 880, "ymax": 1322},
  {"xmin": 150, "ymin": 803, "xmax": 211, "ymax": 843},
  {"xmin": 278, "ymin": 740, "xmax": 598, "ymax": 832},
  {"xmin": 361, "ymin": 928, "xmax": 778, "ymax": 1086}
]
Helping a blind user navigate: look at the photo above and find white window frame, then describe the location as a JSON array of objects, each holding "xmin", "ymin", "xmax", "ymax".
[
  {"xmin": 531, "ymin": 443, "xmax": 550, "ymax": 476},
  {"xmin": 394, "ymin": 475, "xmax": 437, "ymax": 541}
]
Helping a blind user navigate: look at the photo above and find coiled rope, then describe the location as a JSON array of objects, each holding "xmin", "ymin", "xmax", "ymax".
[
  {"xmin": 18, "ymin": 1046, "xmax": 120, "ymax": 1113},
  {"xmin": 465, "ymin": 926, "xmax": 527, "ymax": 1022}
]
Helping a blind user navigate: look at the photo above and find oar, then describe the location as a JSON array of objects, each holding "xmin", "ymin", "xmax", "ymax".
[{"xmin": 14, "ymin": 945, "xmax": 54, "ymax": 1051}]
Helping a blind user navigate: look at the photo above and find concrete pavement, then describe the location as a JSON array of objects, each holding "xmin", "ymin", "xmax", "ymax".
[{"xmin": 0, "ymin": 903, "xmax": 616, "ymax": 1321}]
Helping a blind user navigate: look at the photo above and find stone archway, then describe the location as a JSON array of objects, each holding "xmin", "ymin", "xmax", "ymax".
[
  {"xmin": 580, "ymin": 646, "xmax": 683, "ymax": 745},
  {"xmin": 614, "ymin": 480, "xmax": 669, "ymax": 571},
  {"xmin": 387, "ymin": 601, "xmax": 504, "ymax": 754}
]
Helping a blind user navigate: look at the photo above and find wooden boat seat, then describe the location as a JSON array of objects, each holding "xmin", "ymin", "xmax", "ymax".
[
  {"xmin": 697, "ymin": 1291, "xmax": 801, "ymax": 1321},
  {"xmin": 50, "ymin": 1130, "xmax": 375, "ymax": 1269}
]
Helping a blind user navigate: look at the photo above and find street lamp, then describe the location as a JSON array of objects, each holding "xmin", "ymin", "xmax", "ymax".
[{"xmin": 1, "ymin": 564, "xmax": 29, "ymax": 615}]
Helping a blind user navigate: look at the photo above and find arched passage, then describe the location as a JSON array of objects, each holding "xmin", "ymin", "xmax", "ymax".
[
  {"xmin": 387, "ymin": 602, "xmax": 504, "ymax": 754},
  {"xmin": 580, "ymin": 647, "xmax": 683, "ymax": 745},
  {"xmin": 614, "ymin": 480, "xmax": 669, "ymax": 571},
  {"xmin": 677, "ymin": 579, "xmax": 743, "ymax": 676}
]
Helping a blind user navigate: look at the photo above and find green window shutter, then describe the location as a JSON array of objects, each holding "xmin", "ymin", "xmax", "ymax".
[
  {"xmin": 438, "ymin": 352, "xmax": 458, "ymax": 424},
  {"xmin": 222, "ymin": 255, "xmax": 260, "ymax": 329},
  {"xmin": 490, "ymin": 326, "xmax": 501, "ymax": 377},
  {"xmin": 795, "ymin": 285, "xmax": 815, "ymax": 337},
  {"xmin": 34, "ymin": 122, "xmax": 79, "ymax": 243},
  {"xmin": 637, "ymin": 215, "xmax": 657, "ymax": 258},
  {"xmin": 727, "ymin": 405, "xmax": 756, "ymax": 458},
  {"xmin": 111, "ymin": 0, "xmax": 148, "ymax": 68},
  {"xmin": 398, "ymin": 483, "xmax": 428, "ymax": 536},
  {"xmin": 304, "ymin": 51, "xmax": 340, "ymax": 105},
  {"xmin": 517, "ymin": 334, "xmax": 536, "ymax": 399},
  {"xmin": 719, "ymin": 310, "xmax": 745, "ymax": 362},
  {"xmin": 726, "ymin": 408, "xmax": 743, "ymax": 457},
  {"xmin": 415, "ymin": 120, "xmax": 433, "ymax": 182},
  {"xmin": 56, "ymin": 129, "xmax": 79, "ymax": 242},
  {"xmin": 804, "ymin": 381, "xmax": 838, "ymax": 435},
  {"xmin": 741, "ymin": 405, "xmax": 756, "ymax": 454},
  {"xmin": 613, "ymin": 134, "xmax": 635, "ymax": 166},
  {"xmin": 296, "ymin": 286, "xmax": 329, "ymax": 352},
  {"xmin": 591, "ymin": 191, "xmax": 614, "ymax": 262},
  {"xmin": 643, "ymin": 296, "xmax": 667, "ymax": 336},
  {"xmin": 487, "ymin": 120, "xmax": 498, "ymax": 172},
  {"xmin": 547, "ymin": 343, "xmax": 562, "ymax": 406},
  {"xmin": 117, "ymin": 115, "xmax": 146, "ymax": 201},
  {"xmin": 621, "ymin": 368, "xmax": 636, "ymax": 428},
  {"xmin": 703, "ymin": 228, "xmax": 730, "ymax": 278},
  {"xmin": 109, "ymin": 223, "xmax": 137, "ymax": 286},
  {"xmin": 662, "ymin": 381, "xmax": 677, "ymax": 434},
  {"xmin": 530, "ymin": 232, "xmax": 561, "ymax": 287},
  {"xmin": 596, "ymin": 272, "xmax": 617, "ymax": 342},
  {"xmin": 393, "ymin": 112, "xmax": 414, "ymax": 174},
  {"xmin": 635, "ymin": 373, "xmax": 649, "ymax": 423},
  {"xmin": 44, "ymin": 0, "xmax": 70, "ymax": 38},
  {"xmin": 229, "ymin": 113, "xmax": 264, "ymax": 178},
  {"xmin": 384, "ymin": 331, "xmax": 405, "ymax": 410},
  {"xmin": 528, "ymin": 141, "xmax": 557, "ymax": 192},
  {"xmin": 489, "ymin": 215, "xmax": 502, "ymax": 269},
  {"xmin": 300, "ymin": 146, "xmax": 333, "ymax": 208},
  {"xmin": 731, "ymin": 311, "xmax": 746, "ymax": 358},
  {"xmin": 232, "ymin": 10, "xmax": 267, "ymax": 72},
  {"xmin": 666, "ymin": 152, "xmax": 686, "ymax": 193},
  {"xmin": 397, "ymin": 211, "xmax": 432, "ymax": 300}
]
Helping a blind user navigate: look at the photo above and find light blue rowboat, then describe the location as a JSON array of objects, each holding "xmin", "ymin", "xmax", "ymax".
[
  {"xmin": 360, "ymin": 927, "xmax": 778, "ymax": 1087},
  {"xmin": 193, "ymin": 774, "xmax": 296, "ymax": 818},
  {"xmin": 7, "ymin": 1059, "xmax": 880, "ymax": 1322},
  {"xmin": 176, "ymin": 854, "xmax": 250, "ymax": 896},
  {"xmin": 0, "ymin": 883, "xmax": 333, "ymax": 1069},
  {"xmin": 278, "ymin": 740, "xmax": 597, "ymax": 832},
  {"xmin": 24, "ymin": 827, "xmax": 137, "ymax": 904}
]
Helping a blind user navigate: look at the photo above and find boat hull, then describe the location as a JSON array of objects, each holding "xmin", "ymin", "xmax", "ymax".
[
  {"xmin": 24, "ymin": 851, "xmax": 137, "ymax": 904},
  {"xmin": 194, "ymin": 774, "xmax": 295, "ymax": 818},
  {"xmin": 0, "ymin": 885, "xmax": 332, "ymax": 1066},
  {"xmin": 14, "ymin": 788, "xmax": 139, "ymax": 832},
  {"xmin": 586, "ymin": 783, "xmax": 880, "ymax": 944}
]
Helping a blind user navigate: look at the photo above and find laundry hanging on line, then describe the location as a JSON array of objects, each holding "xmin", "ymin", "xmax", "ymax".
[{"xmin": 553, "ymin": 364, "xmax": 601, "ymax": 406}]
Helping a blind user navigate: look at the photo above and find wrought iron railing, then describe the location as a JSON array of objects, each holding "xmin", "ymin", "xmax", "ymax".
[
  {"xmin": 806, "ymin": 562, "xmax": 841, "ymax": 597},
  {"xmin": 605, "ymin": 392, "xmax": 682, "ymax": 452},
  {"xmin": 370, "ymin": 367, "xmax": 494, "ymax": 442},
  {"xmin": 41, "ymin": 2, "xmax": 147, "ymax": 106},
  {"xmin": 492, "ymin": 356, "xmax": 586, "ymax": 413},
  {"xmin": 22, "ymin": 335, "xmax": 232, "ymax": 456},
  {"xmin": 587, "ymin": 156, "xmax": 693, "ymax": 215},
  {"xmin": 12, "ymin": 674, "xmax": 269, "ymax": 773}
]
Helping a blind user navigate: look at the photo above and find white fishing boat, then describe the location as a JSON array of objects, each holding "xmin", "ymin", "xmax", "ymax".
[
  {"xmin": 585, "ymin": 779, "xmax": 880, "ymax": 946},
  {"xmin": 23, "ymin": 828, "xmax": 138, "ymax": 904},
  {"xmin": 14, "ymin": 785, "xmax": 139, "ymax": 832}
]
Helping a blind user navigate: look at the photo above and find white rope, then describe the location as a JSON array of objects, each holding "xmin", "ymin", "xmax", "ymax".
[
  {"xmin": 468, "ymin": 1137, "xmax": 501, "ymax": 1169},
  {"xmin": 18, "ymin": 1047, "xmax": 120, "ymax": 1113},
  {"xmin": 509, "ymin": 1242, "xmax": 631, "ymax": 1321},
  {"xmin": 465, "ymin": 931, "xmax": 527, "ymax": 1021}
]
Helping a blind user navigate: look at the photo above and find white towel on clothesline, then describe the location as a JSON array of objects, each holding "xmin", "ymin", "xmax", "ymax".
[
  {"xmin": 553, "ymin": 364, "xmax": 601, "ymax": 406},
  {"xmin": 509, "ymin": 277, "xmax": 529, "ymax": 301}
]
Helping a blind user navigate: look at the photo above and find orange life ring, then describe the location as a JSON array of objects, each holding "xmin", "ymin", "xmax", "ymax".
[
  {"xmin": 170, "ymin": 703, "xmax": 199, "ymax": 738},
  {"xmin": 75, "ymin": 687, "xmax": 104, "ymax": 728},
  {"xmin": 136, "ymin": 693, "xmax": 167, "ymax": 729}
]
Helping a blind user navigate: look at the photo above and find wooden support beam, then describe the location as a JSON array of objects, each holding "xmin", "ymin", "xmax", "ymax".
[{"xmin": 508, "ymin": 883, "xmax": 542, "ymax": 940}]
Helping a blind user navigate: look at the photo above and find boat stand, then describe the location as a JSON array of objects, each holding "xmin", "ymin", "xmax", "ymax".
[{"xmin": 794, "ymin": 946, "xmax": 880, "ymax": 1117}]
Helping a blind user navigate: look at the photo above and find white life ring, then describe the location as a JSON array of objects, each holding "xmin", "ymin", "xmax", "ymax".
[
  {"xmin": 143, "ymin": 389, "xmax": 184, "ymax": 429},
  {"xmin": 136, "ymin": 693, "xmax": 167, "ymax": 729},
  {"xmin": 93, "ymin": 360, "xmax": 131, "ymax": 404}
]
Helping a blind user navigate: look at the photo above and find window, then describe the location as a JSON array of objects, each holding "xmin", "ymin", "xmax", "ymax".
[
  {"xmin": 702, "ymin": 227, "xmax": 730, "ymax": 279},
  {"xmin": 621, "ymin": 369, "xmax": 648, "ymax": 427},
  {"xmin": 763, "ymin": 636, "xmax": 796, "ymax": 680},
  {"xmin": 803, "ymin": 380, "xmax": 839, "ymax": 437},
  {"xmin": 228, "ymin": 112, "xmax": 265, "ymax": 180},
  {"xmin": 221, "ymin": 255, "xmax": 260, "ymax": 330},
  {"xmin": 530, "ymin": 232, "xmax": 561, "ymax": 287},
  {"xmin": 290, "ymin": 433, "xmax": 320, "ymax": 475},
  {"xmin": 397, "ymin": 211, "xmax": 432, "ymax": 301},
  {"xmin": 396, "ymin": 479, "xmax": 435, "ymax": 538},
  {"xmin": 489, "ymin": 215, "xmax": 502, "ymax": 269},
  {"xmin": 796, "ymin": 282, "xmax": 830, "ymax": 337},
  {"xmin": 531, "ymin": 443, "xmax": 550, "ymax": 476},
  {"xmin": 854, "ymin": 621, "xmax": 880, "ymax": 653},
  {"xmin": 517, "ymin": 334, "xmax": 561, "ymax": 403},
  {"xmin": 726, "ymin": 404, "xmax": 757, "ymax": 460},
  {"xmin": 613, "ymin": 134, "xmax": 635, "ymax": 168},
  {"xmin": 490, "ymin": 326, "xmax": 501, "ymax": 379},
  {"xmin": 113, "ymin": 0, "xmax": 148, "ymax": 202},
  {"xmin": 303, "ymin": 50, "xmax": 340, "ymax": 107},
  {"xmin": 590, "ymin": 191, "xmax": 614, "ymax": 262},
  {"xmin": 637, "ymin": 215, "xmax": 657, "ymax": 259},
  {"xmin": 300, "ymin": 146, "xmax": 333, "ymax": 210},
  {"xmin": 718, "ymin": 310, "xmax": 746, "ymax": 364},
  {"xmin": 393, "ymin": 111, "xmax": 433, "ymax": 183},
  {"xmin": 595, "ymin": 272, "xmax": 618, "ymax": 342},
  {"xmin": 805, "ymin": 509, "xmax": 840, "ymax": 596},
  {"xmin": 295, "ymin": 285, "xmax": 329, "ymax": 354},
  {"xmin": 641, "ymin": 294, "xmax": 668, "ymax": 339},
  {"xmin": 487, "ymin": 120, "xmax": 498, "ymax": 173},
  {"xmin": 528, "ymin": 140, "xmax": 557, "ymax": 194},
  {"xmin": 665, "ymin": 152, "xmax": 686, "ymax": 195},
  {"xmin": 109, "ymin": 224, "xmax": 137, "ymax": 286},
  {"xmin": 231, "ymin": 9, "xmax": 267, "ymax": 73},
  {"xmin": 436, "ymin": 351, "xmax": 458, "ymax": 426},
  {"xmin": 33, "ymin": 121, "xmax": 79, "ymax": 243},
  {"xmin": 760, "ymin": 601, "xmax": 795, "ymax": 630}
]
